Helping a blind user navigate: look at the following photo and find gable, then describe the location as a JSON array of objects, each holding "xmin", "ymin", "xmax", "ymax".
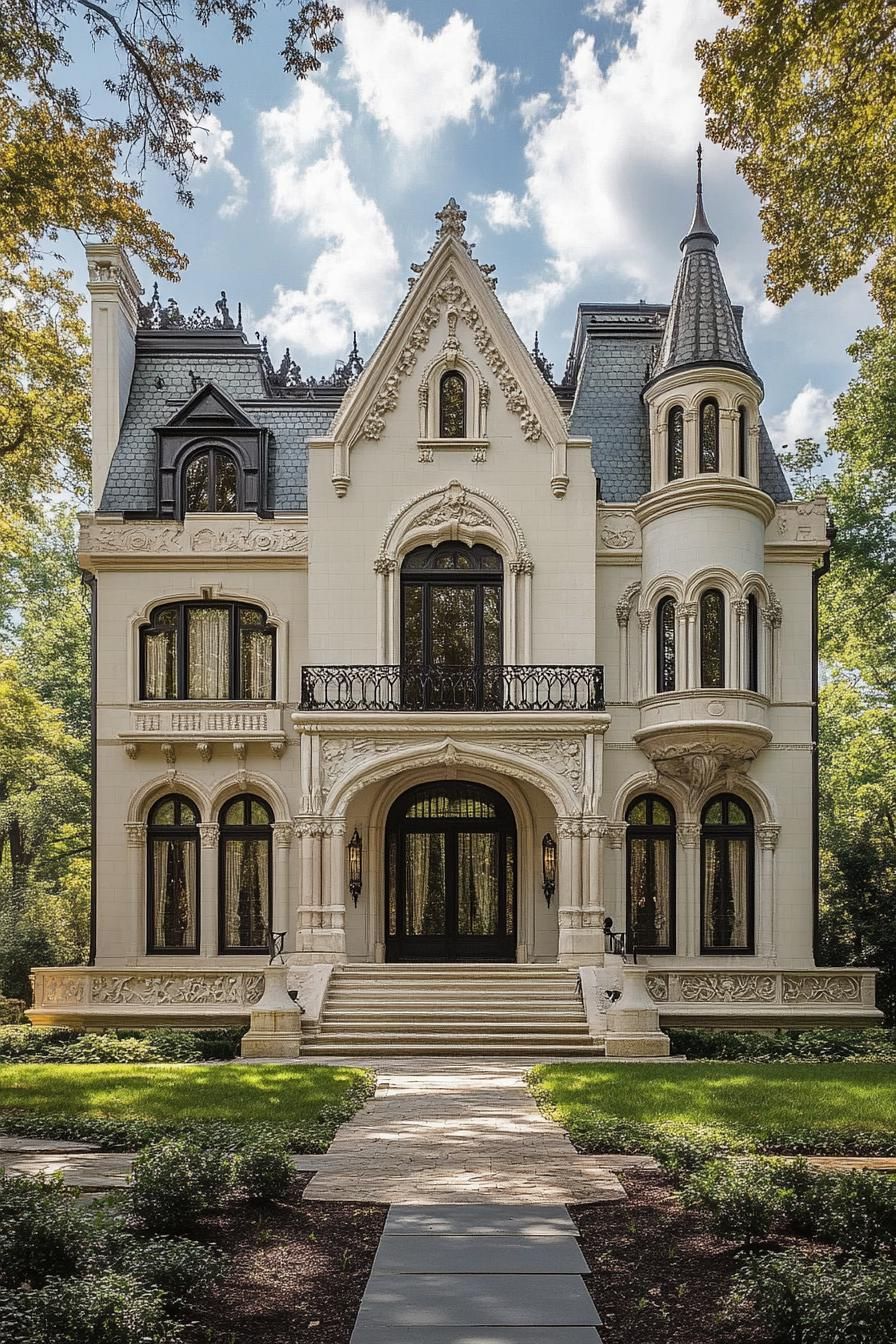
[{"xmin": 165, "ymin": 381, "xmax": 255, "ymax": 429}]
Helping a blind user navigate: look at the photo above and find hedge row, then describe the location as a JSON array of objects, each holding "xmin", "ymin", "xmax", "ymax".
[
  {"xmin": 668, "ymin": 1026, "xmax": 896, "ymax": 1062},
  {"xmin": 0, "ymin": 1025, "xmax": 245, "ymax": 1064}
]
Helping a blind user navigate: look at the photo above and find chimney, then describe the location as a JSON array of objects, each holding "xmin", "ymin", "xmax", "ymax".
[{"xmin": 85, "ymin": 244, "xmax": 141, "ymax": 507}]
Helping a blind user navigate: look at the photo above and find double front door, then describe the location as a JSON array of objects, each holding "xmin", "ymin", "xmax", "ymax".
[{"xmin": 386, "ymin": 782, "xmax": 516, "ymax": 962}]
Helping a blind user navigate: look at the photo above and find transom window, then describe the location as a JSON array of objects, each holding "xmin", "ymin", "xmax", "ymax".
[
  {"xmin": 184, "ymin": 448, "xmax": 240, "ymax": 512},
  {"xmin": 701, "ymin": 795, "xmax": 755, "ymax": 953},
  {"xmin": 700, "ymin": 589, "xmax": 725, "ymax": 688},
  {"xmin": 147, "ymin": 795, "xmax": 199, "ymax": 953},
  {"xmin": 656, "ymin": 597, "xmax": 676, "ymax": 692},
  {"xmin": 667, "ymin": 406, "xmax": 684, "ymax": 481},
  {"xmin": 699, "ymin": 398, "xmax": 719, "ymax": 473},
  {"xmin": 626, "ymin": 795, "xmax": 675, "ymax": 954},
  {"xmin": 439, "ymin": 371, "xmax": 467, "ymax": 438},
  {"xmin": 141, "ymin": 601, "xmax": 275, "ymax": 701},
  {"xmin": 219, "ymin": 794, "xmax": 273, "ymax": 953}
]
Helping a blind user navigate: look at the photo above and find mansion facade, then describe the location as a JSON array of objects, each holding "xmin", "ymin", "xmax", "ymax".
[{"xmin": 29, "ymin": 184, "xmax": 879, "ymax": 1042}]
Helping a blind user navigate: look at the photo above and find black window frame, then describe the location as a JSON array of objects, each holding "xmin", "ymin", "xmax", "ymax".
[
  {"xmin": 439, "ymin": 370, "xmax": 467, "ymax": 438},
  {"xmin": 699, "ymin": 397, "xmax": 720, "ymax": 473},
  {"xmin": 139, "ymin": 601, "xmax": 276, "ymax": 702},
  {"xmin": 700, "ymin": 793, "xmax": 755, "ymax": 955},
  {"xmin": 626, "ymin": 793, "xmax": 676, "ymax": 955},
  {"xmin": 737, "ymin": 405, "xmax": 748, "ymax": 477},
  {"xmin": 217, "ymin": 793, "xmax": 274, "ymax": 955},
  {"xmin": 146, "ymin": 793, "xmax": 200, "ymax": 955},
  {"xmin": 745, "ymin": 593, "xmax": 759, "ymax": 692},
  {"xmin": 656, "ymin": 596, "xmax": 676, "ymax": 692},
  {"xmin": 667, "ymin": 405, "xmax": 685, "ymax": 481},
  {"xmin": 182, "ymin": 445, "xmax": 242, "ymax": 513},
  {"xmin": 699, "ymin": 588, "xmax": 726, "ymax": 689}
]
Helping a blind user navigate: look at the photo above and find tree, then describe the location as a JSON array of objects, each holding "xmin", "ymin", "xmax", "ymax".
[{"xmin": 698, "ymin": 1, "xmax": 896, "ymax": 319}]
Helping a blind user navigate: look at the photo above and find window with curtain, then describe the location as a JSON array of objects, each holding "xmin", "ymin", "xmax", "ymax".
[
  {"xmin": 700, "ymin": 589, "xmax": 725, "ymax": 688},
  {"xmin": 745, "ymin": 593, "xmax": 759, "ymax": 692},
  {"xmin": 439, "ymin": 371, "xmax": 467, "ymax": 438},
  {"xmin": 184, "ymin": 448, "xmax": 239, "ymax": 512},
  {"xmin": 701, "ymin": 795, "xmax": 754, "ymax": 952},
  {"xmin": 140, "ymin": 602, "xmax": 275, "ymax": 700},
  {"xmin": 656, "ymin": 596, "xmax": 676, "ymax": 692},
  {"xmin": 667, "ymin": 406, "xmax": 684, "ymax": 480},
  {"xmin": 219, "ymin": 794, "xmax": 273, "ymax": 953},
  {"xmin": 626, "ymin": 794, "xmax": 675, "ymax": 953},
  {"xmin": 738, "ymin": 406, "xmax": 748, "ymax": 477},
  {"xmin": 699, "ymin": 398, "xmax": 719, "ymax": 472},
  {"xmin": 147, "ymin": 795, "xmax": 199, "ymax": 953}
]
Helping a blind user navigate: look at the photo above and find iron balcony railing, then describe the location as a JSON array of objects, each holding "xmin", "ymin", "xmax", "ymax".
[{"xmin": 300, "ymin": 664, "xmax": 605, "ymax": 713}]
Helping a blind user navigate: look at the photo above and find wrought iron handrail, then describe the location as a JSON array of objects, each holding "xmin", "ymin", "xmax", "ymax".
[
  {"xmin": 300, "ymin": 664, "xmax": 605, "ymax": 712},
  {"xmin": 603, "ymin": 916, "xmax": 637, "ymax": 964}
]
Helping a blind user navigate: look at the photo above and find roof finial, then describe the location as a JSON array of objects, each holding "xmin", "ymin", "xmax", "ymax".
[
  {"xmin": 681, "ymin": 142, "xmax": 719, "ymax": 252},
  {"xmin": 697, "ymin": 142, "xmax": 703, "ymax": 197}
]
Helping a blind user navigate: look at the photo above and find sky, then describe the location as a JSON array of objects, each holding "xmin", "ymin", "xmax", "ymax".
[{"xmin": 68, "ymin": 0, "xmax": 877, "ymax": 452}]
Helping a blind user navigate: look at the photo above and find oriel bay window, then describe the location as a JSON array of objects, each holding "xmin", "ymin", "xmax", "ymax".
[
  {"xmin": 701, "ymin": 795, "xmax": 755, "ymax": 953},
  {"xmin": 140, "ymin": 602, "xmax": 275, "ymax": 700},
  {"xmin": 626, "ymin": 795, "xmax": 675, "ymax": 953},
  {"xmin": 219, "ymin": 795, "xmax": 273, "ymax": 953},
  {"xmin": 147, "ymin": 795, "xmax": 199, "ymax": 953}
]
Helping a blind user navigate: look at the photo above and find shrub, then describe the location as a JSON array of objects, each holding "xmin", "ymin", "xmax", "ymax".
[
  {"xmin": 809, "ymin": 1169, "xmax": 896, "ymax": 1256},
  {"xmin": 681, "ymin": 1158, "xmax": 789, "ymax": 1245},
  {"xmin": 29, "ymin": 1273, "xmax": 182, "ymax": 1344},
  {"xmin": 0, "ymin": 998, "xmax": 25, "ymax": 1027},
  {"xmin": 130, "ymin": 1139, "xmax": 236, "ymax": 1231},
  {"xmin": 115, "ymin": 1236, "xmax": 227, "ymax": 1305},
  {"xmin": 236, "ymin": 1134, "xmax": 294, "ymax": 1201},
  {"xmin": 0, "ymin": 1025, "xmax": 244, "ymax": 1064},
  {"xmin": 731, "ymin": 1250, "xmax": 896, "ymax": 1343},
  {"xmin": 669, "ymin": 1025, "xmax": 896, "ymax": 1062},
  {"xmin": 0, "ymin": 1173, "xmax": 100, "ymax": 1288}
]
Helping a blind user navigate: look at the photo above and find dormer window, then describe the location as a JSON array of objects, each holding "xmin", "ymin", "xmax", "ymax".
[
  {"xmin": 667, "ymin": 406, "xmax": 684, "ymax": 481},
  {"xmin": 439, "ymin": 371, "xmax": 467, "ymax": 438},
  {"xmin": 184, "ymin": 448, "xmax": 240, "ymax": 512},
  {"xmin": 699, "ymin": 398, "xmax": 719, "ymax": 472}
]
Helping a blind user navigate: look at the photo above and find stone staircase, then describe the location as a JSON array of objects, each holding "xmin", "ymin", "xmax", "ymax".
[{"xmin": 301, "ymin": 964, "xmax": 603, "ymax": 1057}]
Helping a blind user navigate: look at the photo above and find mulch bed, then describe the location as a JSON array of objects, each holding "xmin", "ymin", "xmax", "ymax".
[
  {"xmin": 574, "ymin": 1170, "xmax": 810, "ymax": 1344},
  {"xmin": 189, "ymin": 1173, "xmax": 386, "ymax": 1344}
]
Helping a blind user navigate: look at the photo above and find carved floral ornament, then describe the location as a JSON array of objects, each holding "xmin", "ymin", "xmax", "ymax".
[
  {"xmin": 645, "ymin": 972, "xmax": 865, "ymax": 1006},
  {"xmin": 83, "ymin": 521, "xmax": 308, "ymax": 558},
  {"xmin": 375, "ymin": 481, "xmax": 534, "ymax": 576}
]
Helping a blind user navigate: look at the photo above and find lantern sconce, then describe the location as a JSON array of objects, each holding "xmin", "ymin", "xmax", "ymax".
[
  {"xmin": 347, "ymin": 828, "xmax": 363, "ymax": 907},
  {"xmin": 541, "ymin": 833, "xmax": 556, "ymax": 907}
]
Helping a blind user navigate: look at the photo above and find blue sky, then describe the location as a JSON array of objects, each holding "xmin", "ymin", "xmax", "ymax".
[{"xmin": 70, "ymin": 0, "xmax": 876, "ymax": 449}]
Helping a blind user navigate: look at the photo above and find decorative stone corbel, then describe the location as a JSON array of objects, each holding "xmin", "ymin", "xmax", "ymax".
[
  {"xmin": 196, "ymin": 741, "xmax": 213, "ymax": 763},
  {"xmin": 124, "ymin": 742, "xmax": 139, "ymax": 760},
  {"xmin": 160, "ymin": 742, "xmax": 176, "ymax": 767},
  {"xmin": 270, "ymin": 740, "xmax": 287, "ymax": 759}
]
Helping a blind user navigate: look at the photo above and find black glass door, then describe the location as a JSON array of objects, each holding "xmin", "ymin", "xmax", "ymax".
[{"xmin": 386, "ymin": 782, "xmax": 516, "ymax": 961}]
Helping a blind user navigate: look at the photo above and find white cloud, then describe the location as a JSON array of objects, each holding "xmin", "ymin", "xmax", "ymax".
[
  {"xmin": 256, "ymin": 83, "xmax": 401, "ymax": 359},
  {"xmin": 192, "ymin": 114, "xmax": 248, "ymax": 219},
  {"xmin": 341, "ymin": 2, "xmax": 499, "ymax": 148},
  {"xmin": 583, "ymin": 0, "xmax": 629, "ymax": 18},
  {"xmin": 472, "ymin": 190, "xmax": 530, "ymax": 232},
  {"xmin": 767, "ymin": 384, "xmax": 836, "ymax": 449}
]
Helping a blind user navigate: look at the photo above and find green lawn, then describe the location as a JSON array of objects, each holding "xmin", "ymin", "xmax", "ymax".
[
  {"xmin": 529, "ymin": 1062, "xmax": 896, "ymax": 1147},
  {"xmin": 0, "ymin": 1063, "xmax": 371, "ymax": 1133}
]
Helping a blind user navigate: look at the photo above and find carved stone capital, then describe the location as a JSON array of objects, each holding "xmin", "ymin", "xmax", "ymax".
[
  {"xmin": 677, "ymin": 822, "xmax": 701, "ymax": 849},
  {"xmin": 374, "ymin": 553, "xmax": 397, "ymax": 576},
  {"xmin": 605, "ymin": 822, "xmax": 627, "ymax": 849},
  {"xmin": 758, "ymin": 823, "xmax": 781, "ymax": 851},
  {"xmin": 615, "ymin": 581, "xmax": 640, "ymax": 628},
  {"xmin": 198, "ymin": 822, "xmax": 219, "ymax": 849},
  {"xmin": 762, "ymin": 595, "xmax": 783, "ymax": 629},
  {"xmin": 733, "ymin": 598, "xmax": 748, "ymax": 621},
  {"xmin": 125, "ymin": 822, "xmax": 147, "ymax": 848},
  {"xmin": 638, "ymin": 609, "xmax": 652, "ymax": 630},
  {"xmin": 557, "ymin": 819, "xmax": 582, "ymax": 839},
  {"xmin": 679, "ymin": 602, "xmax": 698, "ymax": 621},
  {"xmin": 272, "ymin": 821, "xmax": 294, "ymax": 849}
]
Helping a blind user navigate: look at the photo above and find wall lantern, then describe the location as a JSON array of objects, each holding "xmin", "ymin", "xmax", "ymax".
[
  {"xmin": 541, "ymin": 833, "xmax": 556, "ymax": 907},
  {"xmin": 347, "ymin": 828, "xmax": 363, "ymax": 907}
]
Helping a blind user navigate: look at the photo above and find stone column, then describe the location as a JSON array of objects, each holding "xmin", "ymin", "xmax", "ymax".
[
  {"xmin": 272, "ymin": 822, "xmax": 293, "ymax": 950},
  {"xmin": 295, "ymin": 821, "xmax": 316, "ymax": 955},
  {"xmin": 638, "ymin": 610, "xmax": 651, "ymax": 699},
  {"xmin": 757, "ymin": 823, "xmax": 781, "ymax": 957},
  {"xmin": 733, "ymin": 598, "xmax": 748, "ymax": 690},
  {"xmin": 616, "ymin": 603, "xmax": 631, "ymax": 702},
  {"xmin": 604, "ymin": 822, "xmax": 627, "ymax": 935},
  {"xmin": 125, "ymin": 822, "xmax": 147, "ymax": 959},
  {"xmin": 677, "ymin": 822, "xmax": 701, "ymax": 958},
  {"xmin": 197, "ymin": 823, "xmax": 219, "ymax": 958},
  {"xmin": 681, "ymin": 602, "xmax": 698, "ymax": 690}
]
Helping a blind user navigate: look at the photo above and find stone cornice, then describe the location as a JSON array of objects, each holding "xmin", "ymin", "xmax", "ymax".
[
  {"xmin": 634, "ymin": 477, "xmax": 777, "ymax": 528},
  {"xmin": 78, "ymin": 513, "xmax": 308, "ymax": 569}
]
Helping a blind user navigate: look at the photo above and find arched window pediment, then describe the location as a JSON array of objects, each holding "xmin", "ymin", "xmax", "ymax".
[{"xmin": 418, "ymin": 354, "xmax": 489, "ymax": 444}]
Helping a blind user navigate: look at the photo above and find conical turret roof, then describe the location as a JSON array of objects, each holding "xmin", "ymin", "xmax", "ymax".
[{"xmin": 648, "ymin": 148, "xmax": 761, "ymax": 391}]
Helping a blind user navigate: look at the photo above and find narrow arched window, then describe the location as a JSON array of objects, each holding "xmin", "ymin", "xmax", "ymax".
[
  {"xmin": 626, "ymin": 795, "xmax": 675, "ymax": 953},
  {"xmin": 667, "ymin": 406, "xmax": 684, "ymax": 481},
  {"xmin": 737, "ymin": 405, "xmax": 748, "ymax": 477},
  {"xmin": 219, "ymin": 794, "xmax": 273, "ymax": 953},
  {"xmin": 140, "ymin": 602, "xmax": 275, "ymax": 701},
  {"xmin": 699, "ymin": 398, "xmax": 719, "ymax": 472},
  {"xmin": 701, "ymin": 794, "xmax": 754, "ymax": 952},
  {"xmin": 147, "ymin": 795, "xmax": 199, "ymax": 953},
  {"xmin": 700, "ymin": 589, "xmax": 725, "ymax": 688},
  {"xmin": 745, "ymin": 593, "xmax": 759, "ymax": 692},
  {"xmin": 439, "ymin": 371, "xmax": 466, "ymax": 438},
  {"xmin": 184, "ymin": 448, "xmax": 239, "ymax": 512},
  {"xmin": 656, "ymin": 597, "xmax": 676, "ymax": 692}
]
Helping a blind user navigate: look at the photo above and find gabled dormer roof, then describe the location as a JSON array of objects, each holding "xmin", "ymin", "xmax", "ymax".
[
  {"xmin": 647, "ymin": 149, "xmax": 761, "ymax": 393},
  {"xmin": 164, "ymin": 380, "xmax": 255, "ymax": 429}
]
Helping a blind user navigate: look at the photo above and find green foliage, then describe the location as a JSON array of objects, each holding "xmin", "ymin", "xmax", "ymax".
[
  {"xmin": 681, "ymin": 1158, "xmax": 788, "ymax": 1245},
  {"xmin": 0, "ymin": 1173, "xmax": 100, "ymax": 1288},
  {"xmin": 669, "ymin": 1026, "xmax": 896, "ymax": 1062},
  {"xmin": 114, "ymin": 1237, "xmax": 227, "ymax": 1307},
  {"xmin": 130, "ymin": 1139, "xmax": 236, "ymax": 1231},
  {"xmin": 809, "ymin": 1169, "xmax": 896, "ymax": 1257},
  {"xmin": 12, "ymin": 1273, "xmax": 182, "ymax": 1344},
  {"xmin": 731, "ymin": 1250, "xmax": 896, "ymax": 1344},
  {"xmin": 0, "ymin": 998, "xmax": 24, "ymax": 1025},
  {"xmin": 236, "ymin": 1134, "xmax": 295, "ymax": 1201},
  {"xmin": 0, "ymin": 1025, "xmax": 245, "ymax": 1064}
]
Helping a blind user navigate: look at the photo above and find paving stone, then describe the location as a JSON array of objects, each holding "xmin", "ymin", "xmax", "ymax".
[
  {"xmin": 352, "ymin": 1274, "xmax": 601, "ymax": 1328},
  {"xmin": 351, "ymin": 1328, "xmax": 602, "ymax": 1343},
  {"xmin": 0, "ymin": 1153, "xmax": 133, "ymax": 1188},
  {"xmin": 384, "ymin": 1205, "xmax": 578, "ymax": 1236},
  {"xmin": 373, "ymin": 1234, "xmax": 590, "ymax": 1274},
  {"xmin": 0, "ymin": 1137, "xmax": 100, "ymax": 1154}
]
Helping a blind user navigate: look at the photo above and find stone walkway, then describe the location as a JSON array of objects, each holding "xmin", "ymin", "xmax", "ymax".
[
  {"xmin": 351, "ymin": 1202, "xmax": 604, "ymax": 1343},
  {"xmin": 302, "ymin": 1059, "xmax": 627, "ymax": 1205}
]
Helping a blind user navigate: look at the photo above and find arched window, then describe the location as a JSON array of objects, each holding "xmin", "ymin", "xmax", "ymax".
[
  {"xmin": 701, "ymin": 795, "xmax": 754, "ymax": 953},
  {"xmin": 656, "ymin": 597, "xmax": 676, "ymax": 692},
  {"xmin": 140, "ymin": 602, "xmax": 275, "ymax": 701},
  {"xmin": 439, "ymin": 371, "xmax": 467, "ymax": 438},
  {"xmin": 745, "ymin": 593, "xmax": 759, "ymax": 692},
  {"xmin": 147, "ymin": 795, "xmax": 199, "ymax": 953},
  {"xmin": 699, "ymin": 398, "xmax": 719, "ymax": 472},
  {"xmin": 667, "ymin": 406, "xmax": 685, "ymax": 481},
  {"xmin": 626, "ymin": 795, "xmax": 675, "ymax": 954},
  {"xmin": 401, "ymin": 542, "xmax": 502, "ymax": 709},
  {"xmin": 219, "ymin": 794, "xmax": 273, "ymax": 953},
  {"xmin": 184, "ymin": 448, "xmax": 239, "ymax": 512},
  {"xmin": 700, "ymin": 589, "xmax": 725, "ymax": 688},
  {"xmin": 737, "ymin": 405, "xmax": 748, "ymax": 477}
]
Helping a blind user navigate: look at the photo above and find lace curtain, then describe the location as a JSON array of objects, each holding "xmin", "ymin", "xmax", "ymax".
[
  {"xmin": 152, "ymin": 838, "xmax": 196, "ymax": 949},
  {"xmin": 703, "ymin": 837, "xmax": 749, "ymax": 949},
  {"xmin": 144, "ymin": 631, "xmax": 175, "ymax": 699},
  {"xmin": 241, "ymin": 629, "xmax": 273, "ymax": 700},
  {"xmin": 630, "ymin": 836, "xmax": 670, "ymax": 949},
  {"xmin": 187, "ymin": 608, "xmax": 229, "ymax": 699},
  {"xmin": 223, "ymin": 838, "xmax": 269, "ymax": 948}
]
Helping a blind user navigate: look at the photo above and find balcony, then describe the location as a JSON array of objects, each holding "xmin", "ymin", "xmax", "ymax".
[{"xmin": 300, "ymin": 664, "xmax": 605, "ymax": 713}]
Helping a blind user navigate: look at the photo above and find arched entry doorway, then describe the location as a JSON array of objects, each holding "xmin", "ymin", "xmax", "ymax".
[{"xmin": 385, "ymin": 781, "xmax": 516, "ymax": 962}]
